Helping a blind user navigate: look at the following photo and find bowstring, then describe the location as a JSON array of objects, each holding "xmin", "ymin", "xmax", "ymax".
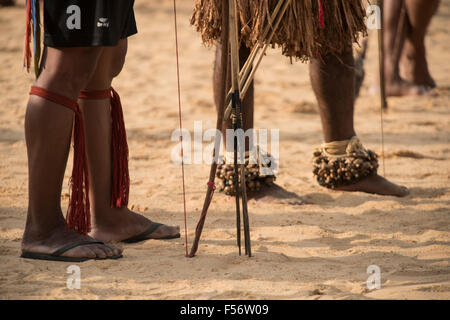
[{"xmin": 172, "ymin": 0, "xmax": 188, "ymax": 257}]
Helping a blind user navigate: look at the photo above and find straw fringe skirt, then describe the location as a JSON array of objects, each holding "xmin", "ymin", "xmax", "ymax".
[{"xmin": 191, "ymin": 0, "xmax": 368, "ymax": 61}]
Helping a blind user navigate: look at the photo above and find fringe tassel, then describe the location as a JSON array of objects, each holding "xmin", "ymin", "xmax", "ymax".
[
  {"xmin": 110, "ymin": 88, "xmax": 129, "ymax": 208},
  {"xmin": 29, "ymin": 86, "xmax": 91, "ymax": 234},
  {"xmin": 69, "ymin": 105, "xmax": 91, "ymax": 233},
  {"xmin": 191, "ymin": 0, "xmax": 368, "ymax": 61},
  {"xmin": 78, "ymin": 88, "xmax": 130, "ymax": 208},
  {"xmin": 24, "ymin": 0, "xmax": 41, "ymax": 76}
]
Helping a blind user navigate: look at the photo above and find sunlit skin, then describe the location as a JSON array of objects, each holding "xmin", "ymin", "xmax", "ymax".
[
  {"xmin": 383, "ymin": 0, "xmax": 440, "ymax": 96},
  {"xmin": 22, "ymin": 40, "xmax": 179, "ymax": 260},
  {"xmin": 212, "ymin": 43, "xmax": 408, "ymax": 198}
]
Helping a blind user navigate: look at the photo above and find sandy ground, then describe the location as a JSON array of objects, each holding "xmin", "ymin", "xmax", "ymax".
[{"xmin": 0, "ymin": 1, "xmax": 449, "ymax": 300}]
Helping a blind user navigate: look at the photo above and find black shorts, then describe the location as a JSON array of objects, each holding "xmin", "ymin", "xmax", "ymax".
[{"xmin": 43, "ymin": 0, "xmax": 137, "ymax": 47}]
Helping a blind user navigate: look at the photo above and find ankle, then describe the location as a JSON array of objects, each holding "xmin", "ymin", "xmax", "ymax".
[
  {"xmin": 22, "ymin": 214, "xmax": 67, "ymax": 243},
  {"xmin": 90, "ymin": 206, "xmax": 130, "ymax": 227},
  {"xmin": 385, "ymin": 74, "xmax": 405, "ymax": 87}
]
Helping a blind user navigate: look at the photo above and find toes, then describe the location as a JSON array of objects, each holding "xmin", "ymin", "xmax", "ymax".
[
  {"xmin": 88, "ymin": 245, "xmax": 108, "ymax": 259},
  {"xmin": 87, "ymin": 243, "xmax": 123, "ymax": 259},
  {"xmin": 101, "ymin": 245, "xmax": 114, "ymax": 257},
  {"xmin": 105, "ymin": 244, "xmax": 123, "ymax": 256},
  {"xmin": 153, "ymin": 224, "xmax": 180, "ymax": 238},
  {"xmin": 65, "ymin": 246, "xmax": 97, "ymax": 259},
  {"xmin": 114, "ymin": 247, "xmax": 123, "ymax": 256},
  {"xmin": 84, "ymin": 247, "xmax": 98, "ymax": 259},
  {"xmin": 169, "ymin": 225, "xmax": 180, "ymax": 237},
  {"xmin": 398, "ymin": 186, "xmax": 410, "ymax": 197},
  {"xmin": 423, "ymin": 87, "xmax": 439, "ymax": 97}
]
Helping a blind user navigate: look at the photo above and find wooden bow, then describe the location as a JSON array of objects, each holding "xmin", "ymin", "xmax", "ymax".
[{"xmin": 175, "ymin": 0, "xmax": 291, "ymax": 258}]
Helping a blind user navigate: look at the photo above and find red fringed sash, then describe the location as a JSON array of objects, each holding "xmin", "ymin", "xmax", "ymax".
[
  {"xmin": 79, "ymin": 88, "xmax": 129, "ymax": 208},
  {"xmin": 29, "ymin": 86, "xmax": 91, "ymax": 234}
]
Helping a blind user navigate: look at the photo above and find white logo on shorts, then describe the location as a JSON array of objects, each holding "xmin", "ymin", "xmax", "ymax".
[
  {"xmin": 97, "ymin": 18, "xmax": 110, "ymax": 28},
  {"xmin": 66, "ymin": 5, "xmax": 81, "ymax": 30}
]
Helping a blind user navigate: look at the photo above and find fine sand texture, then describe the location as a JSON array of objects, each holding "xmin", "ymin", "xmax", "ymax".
[{"xmin": 0, "ymin": 1, "xmax": 449, "ymax": 299}]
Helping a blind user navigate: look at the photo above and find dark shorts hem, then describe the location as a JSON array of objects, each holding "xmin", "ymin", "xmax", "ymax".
[{"xmin": 43, "ymin": 29, "xmax": 137, "ymax": 48}]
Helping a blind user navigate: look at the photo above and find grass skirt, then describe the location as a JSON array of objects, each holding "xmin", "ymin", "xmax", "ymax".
[{"xmin": 191, "ymin": 0, "xmax": 368, "ymax": 61}]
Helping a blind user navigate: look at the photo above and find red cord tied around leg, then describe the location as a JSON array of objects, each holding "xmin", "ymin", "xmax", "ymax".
[
  {"xmin": 29, "ymin": 86, "xmax": 91, "ymax": 234},
  {"xmin": 79, "ymin": 87, "xmax": 129, "ymax": 208},
  {"xmin": 318, "ymin": 0, "xmax": 325, "ymax": 29}
]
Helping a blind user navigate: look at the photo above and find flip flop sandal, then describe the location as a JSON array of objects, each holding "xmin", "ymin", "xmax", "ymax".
[
  {"xmin": 121, "ymin": 222, "xmax": 181, "ymax": 243},
  {"xmin": 20, "ymin": 240, "xmax": 123, "ymax": 262}
]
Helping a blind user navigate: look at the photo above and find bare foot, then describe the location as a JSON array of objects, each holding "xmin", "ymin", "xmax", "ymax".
[
  {"xmin": 333, "ymin": 173, "xmax": 409, "ymax": 197},
  {"xmin": 89, "ymin": 207, "xmax": 180, "ymax": 243},
  {"xmin": 245, "ymin": 183, "xmax": 305, "ymax": 206},
  {"xmin": 400, "ymin": 42, "xmax": 436, "ymax": 89},
  {"xmin": 22, "ymin": 221, "xmax": 122, "ymax": 260},
  {"xmin": 401, "ymin": 60, "xmax": 436, "ymax": 89},
  {"xmin": 385, "ymin": 78, "xmax": 428, "ymax": 97}
]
